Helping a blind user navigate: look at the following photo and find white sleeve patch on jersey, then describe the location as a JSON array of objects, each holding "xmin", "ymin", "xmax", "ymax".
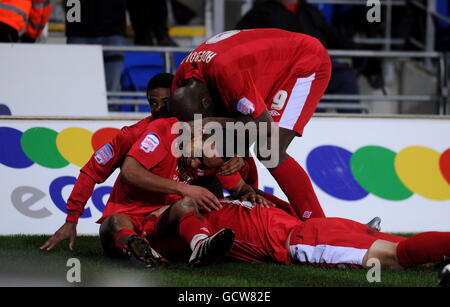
[
  {"xmin": 140, "ymin": 132, "xmax": 160, "ymax": 153},
  {"xmin": 237, "ymin": 97, "xmax": 255, "ymax": 115}
]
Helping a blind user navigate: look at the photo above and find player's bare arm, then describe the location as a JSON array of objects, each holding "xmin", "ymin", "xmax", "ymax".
[{"xmin": 121, "ymin": 156, "xmax": 222, "ymax": 211}]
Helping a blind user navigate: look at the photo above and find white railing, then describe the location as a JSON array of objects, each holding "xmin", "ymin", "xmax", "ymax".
[{"xmin": 103, "ymin": 45, "xmax": 449, "ymax": 115}]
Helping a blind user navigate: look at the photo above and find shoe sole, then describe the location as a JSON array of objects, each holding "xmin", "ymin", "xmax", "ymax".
[
  {"xmin": 128, "ymin": 237, "xmax": 168, "ymax": 268},
  {"xmin": 189, "ymin": 228, "xmax": 235, "ymax": 267}
]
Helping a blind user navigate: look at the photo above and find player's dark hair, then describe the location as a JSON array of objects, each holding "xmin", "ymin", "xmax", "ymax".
[
  {"xmin": 167, "ymin": 79, "xmax": 214, "ymax": 121},
  {"xmin": 146, "ymin": 73, "xmax": 174, "ymax": 93},
  {"xmin": 192, "ymin": 175, "xmax": 224, "ymax": 199}
]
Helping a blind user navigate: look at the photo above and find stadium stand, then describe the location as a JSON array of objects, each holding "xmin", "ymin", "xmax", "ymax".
[
  {"xmin": 119, "ymin": 52, "xmax": 165, "ymax": 112},
  {"xmin": 42, "ymin": 0, "xmax": 449, "ymax": 116}
]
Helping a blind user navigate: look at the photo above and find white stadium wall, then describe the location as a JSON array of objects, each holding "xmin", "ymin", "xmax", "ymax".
[
  {"xmin": 0, "ymin": 116, "xmax": 449, "ymax": 235},
  {"xmin": 0, "ymin": 43, "xmax": 108, "ymax": 117}
]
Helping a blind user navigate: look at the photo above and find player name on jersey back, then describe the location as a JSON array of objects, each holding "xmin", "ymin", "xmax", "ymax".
[{"xmin": 183, "ymin": 50, "xmax": 217, "ymax": 64}]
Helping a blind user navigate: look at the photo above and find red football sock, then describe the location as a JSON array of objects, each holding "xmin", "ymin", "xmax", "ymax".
[
  {"xmin": 270, "ymin": 156, "xmax": 325, "ymax": 220},
  {"xmin": 396, "ymin": 232, "xmax": 450, "ymax": 268},
  {"xmin": 262, "ymin": 192, "xmax": 299, "ymax": 219},
  {"xmin": 114, "ymin": 228, "xmax": 138, "ymax": 254},
  {"xmin": 179, "ymin": 211, "xmax": 211, "ymax": 251}
]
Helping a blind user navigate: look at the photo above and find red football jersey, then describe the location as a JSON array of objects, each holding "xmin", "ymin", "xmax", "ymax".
[
  {"xmin": 66, "ymin": 116, "xmax": 154, "ymax": 223},
  {"xmin": 99, "ymin": 117, "xmax": 182, "ymax": 221},
  {"xmin": 81, "ymin": 116, "xmax": 154, "ymax": 183},
  {"xmin": 204, "ymin": 200, "xmax": 302, "ymax": 264},
  {"xmin": 173, "ymin": 28, "xmax": 329, "ymax": 119}
]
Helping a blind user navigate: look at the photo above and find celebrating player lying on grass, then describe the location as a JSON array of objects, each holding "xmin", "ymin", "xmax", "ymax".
[
  {"xmin": 40, "ymin": 73, "xmax": 246, "ymax": 253},
  {"xmin": 170, "ymin": 28, "xmax": 331, "ymax": 222},
  {"xmin": 111, "ymin": 120, "xmax": 450, "ymax": 271},
  {"xmin": 149, "ymin": 194, "xmax": 450, "ymax": 271}
]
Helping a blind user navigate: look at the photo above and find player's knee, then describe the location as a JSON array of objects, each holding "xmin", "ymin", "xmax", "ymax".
[
  {"xmin": 180, "ymin": 197, "xmax": 198, "ymax": 212},
  {"xmin": 172, "ymin": 197, "xmax": 198, "ymax": 219},
  {"xmin": 109, "ymin": 214, "xmax": 127, "ymax": 227},
  {"xmin": 101, "ymin": 214, "xmax": 134, "ymax": 234}
]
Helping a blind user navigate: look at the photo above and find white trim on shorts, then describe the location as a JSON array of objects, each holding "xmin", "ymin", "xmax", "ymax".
[
  {"xmin": 278, "ymin": 73, "xmax": 316, "ymax": 131},
  {"xmin": 290, "ymin": 243, "xmax": 367, "ymax": 266}
]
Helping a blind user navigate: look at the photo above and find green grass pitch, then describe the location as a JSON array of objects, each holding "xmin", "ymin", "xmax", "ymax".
[{"xmin": 0, "ymin": 234, "xmax": 441, "ymax": 287}]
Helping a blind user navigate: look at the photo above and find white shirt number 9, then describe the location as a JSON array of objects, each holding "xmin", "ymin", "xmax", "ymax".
[{"xmin": 271, "ymin": 90, "xmax": 288, "ymax": 110}]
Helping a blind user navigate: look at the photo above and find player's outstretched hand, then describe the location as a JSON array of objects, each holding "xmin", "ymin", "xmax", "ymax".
[
  {"xmin": 218, "ymin": 156, "xmax": 245, "ymax": 176},
  {"xmin": 238, "ymin": 184, "xmax": 273, "ymax": 208},
  {"xmin": 179, "ymin": 184, "xmax": 222, "ymax": 212},
  {"xmin": 40, "ymin": 222, "xmax": 77, "ymax": 251},
  {"xmin": 240, "ymin": 192, "xmax": 271, "ymax": 208}
]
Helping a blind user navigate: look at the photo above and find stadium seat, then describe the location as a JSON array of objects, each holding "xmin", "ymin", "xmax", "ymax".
[
  {"xmin": 173, "ymin": 52, "xmax": 189, "ymax": 72},
  {"xmin": 437, "ymin": 0, "xmax": 449, "ymax": 29},
  {"xmin": 311, "ymin": 3, "xmax": 334, "ymax": 24},
  {"xmin": 0, "ymin": 104, "xmax": 11, "ymax": 115},
  {"xmin": 119, "ymin": 52, "xmax": 165, "ymax": 112},
  {"xmin": 436, "ymin": 1, "xmax": 449, "ymax": 52}
]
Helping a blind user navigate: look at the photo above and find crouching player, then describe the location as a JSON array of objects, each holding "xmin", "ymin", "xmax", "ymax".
[
  {"xmin": 40, "ymin": 73, "xmax": 176, "ymax": 253},
  {"xmin": 40, "ymin": 73, "xmax": 247, "ymax": 264}
]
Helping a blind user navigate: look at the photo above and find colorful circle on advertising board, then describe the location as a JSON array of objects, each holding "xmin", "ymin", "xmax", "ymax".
[
  {"xmin": 0, "ymin": 127, "xmax": 33, "ymax": 168},
  {"xmin": 92, "ymin": 128, "xmax": 120, "ymax": 151},
  {"xmin": 306, "ymin": 145, "xmax": 369, "ymax": 201},
  {"xmin": 395, "ymin": 146, "xmax": 450, "ymax": 201},
  {"xmin": 440, "ymin": 148, "xmax": 450, "ymax": 185},
  {"xmin": 56, "ymin": 127, "xmax": 94, "ymax": 167},
  {"xmin": 21, "ymin": 127, "xmax": 69, "ymax": 169},
  {"xmin": 350, "ymin": 146, "xmax": 413, "ymax": 201}
]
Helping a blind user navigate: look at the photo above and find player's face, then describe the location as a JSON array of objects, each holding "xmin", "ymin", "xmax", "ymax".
[
  {"xmin": 185, "ymin": 157, "xmax": 202, "ymax": 169},
  {"xmin": 184, "ymin": 156, "xmax": 224, "ymax": 170},
  {"xmin": 201, "ymin": 156, "xmax": 225, "ymax": 169},
  {"xmin": 147, "ymin": 88, "xmax": 170, "ymax": 118},
  {"xmin": 182, "ymin": 132, "xmax": 225, "ymax": 169}
]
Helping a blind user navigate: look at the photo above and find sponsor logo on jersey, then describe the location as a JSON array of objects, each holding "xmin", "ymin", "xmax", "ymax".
[
  {"xmin": 140, "ymin": 132, "xmax": 160, "ymax": 153},
  {"xmin": 237, "ymin": 97, "xmax": 255, "ymax": 115},
  {"xmin": 94, "ymin": 143, "xmax": 114, "ymax": 165},
  {"xmin": 302, "ymin": 211, "xmax": 312, "ymax": 219},
  {"xmin": 268, "ymin": 110, "xmax": 280, "ymax": 117}
]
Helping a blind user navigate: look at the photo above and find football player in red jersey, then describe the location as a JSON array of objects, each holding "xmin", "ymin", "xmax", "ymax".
[
  {"xmin": 39, "ymin": 73, "xmax": 174, "ymax": 252},
  {"xmin": 149, "ymin": 195, "xmax": 450, "ymax": 271},
  {"xmin": 170, "ymin": 28, "xmax": 331, "ymax": 222}
]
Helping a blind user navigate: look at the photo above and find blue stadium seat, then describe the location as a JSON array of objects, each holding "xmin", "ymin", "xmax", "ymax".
[
  {"xmin": 173, "ymin": 52, "xmax": 189, "ymax": 72},
  {"xmin": 437, "ymin": 0, "xmax": 449, "ymax": 29},
  {"xmin": 0, "ymin": 104, "xmax": 11, "ymax": 115},
  {"xmin": 120, "ymin": 52, "xmax": 165, "ymax": 112},
  {"xmin": 311, "ymin": 3, "xmax": 334, "ymax": 24}
]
